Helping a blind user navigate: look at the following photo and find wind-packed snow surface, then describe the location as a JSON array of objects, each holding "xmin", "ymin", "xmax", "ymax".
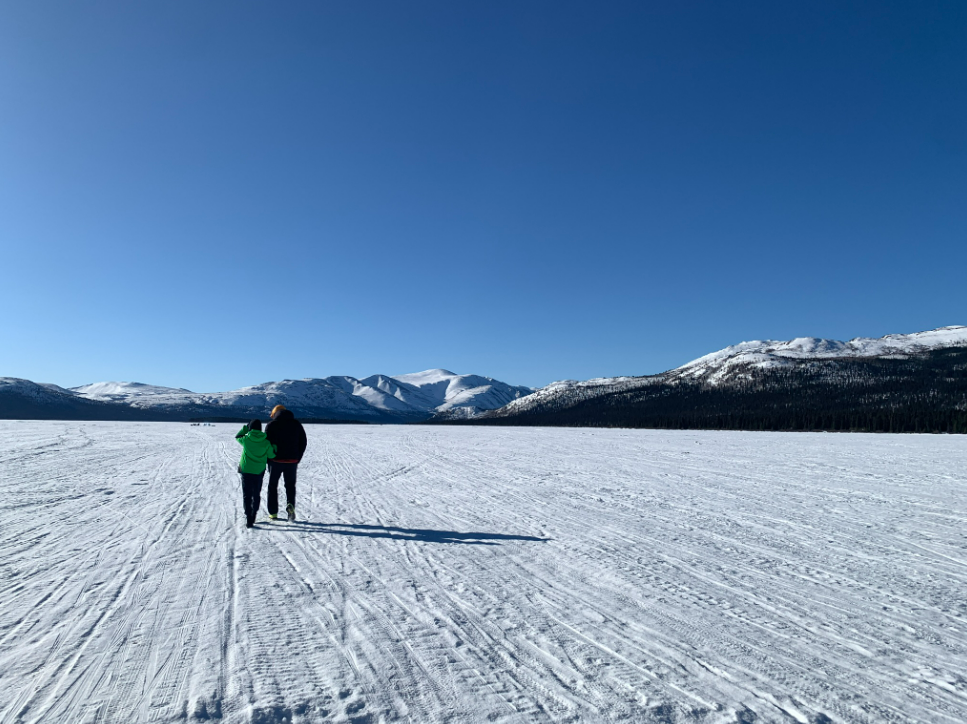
[{"xmin": 2, "ymin": 423, "xmax": 966, "ymax": 724}]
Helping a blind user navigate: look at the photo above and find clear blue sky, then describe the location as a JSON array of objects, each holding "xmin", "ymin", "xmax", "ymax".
[{"xmin": 2, "ymin": 1, "xmax": 964, "ymax": 391}]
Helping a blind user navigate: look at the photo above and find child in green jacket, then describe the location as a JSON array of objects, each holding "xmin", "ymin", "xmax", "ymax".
[{"xmin": 235, "ymin": 419, "xmax": 277, "ymax": 528}]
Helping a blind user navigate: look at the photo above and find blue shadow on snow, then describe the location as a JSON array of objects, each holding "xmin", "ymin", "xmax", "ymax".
[{"xmin": 259, "ymin": 521, "xmax": 549, "ymax": 546}]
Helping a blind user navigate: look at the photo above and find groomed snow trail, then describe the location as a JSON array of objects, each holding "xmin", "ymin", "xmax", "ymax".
[{"xmin": 1, "ymin": 423, "xmax": 965, "ymax": 724}]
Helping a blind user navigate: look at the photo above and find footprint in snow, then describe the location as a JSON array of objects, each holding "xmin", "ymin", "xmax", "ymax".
[{"xmin": 249, "ymin": 704, "xmax": 293, "ymax": 724}]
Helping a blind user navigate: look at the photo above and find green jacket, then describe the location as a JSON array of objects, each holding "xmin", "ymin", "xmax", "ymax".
[{"xmin": 235, "ymin": 427, "xmax": 277, "ymax": 474}]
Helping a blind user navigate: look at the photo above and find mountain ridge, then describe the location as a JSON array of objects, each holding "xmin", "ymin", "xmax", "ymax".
[
  {"xmin": 475, "ymin": 326, "xmax": 967, "ymax": 433},
  {"xmin": 6, "ymin": 327, "xmax": 966, "ymax": 429},
  {"xmin": 1, "ymin": 370, "xmax": 533, "ymax": 423},
  {"xmin": 672, "ymin": 325, "xmax": 967, "ymax": 384}
]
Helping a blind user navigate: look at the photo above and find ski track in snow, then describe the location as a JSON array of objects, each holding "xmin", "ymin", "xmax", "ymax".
[{"xmin": 0, "ymin": 423, "xmax": 965, "ymax": 724}]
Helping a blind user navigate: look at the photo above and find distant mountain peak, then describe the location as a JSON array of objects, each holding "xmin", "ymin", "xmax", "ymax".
[
  {"xmin": 71, "ymin": 381, "xmax": 196, "ymax": 398},
  {"xmin": 393, "ymin": 368, "xmax": 457, "ymax": 381},
  {"xmin": 47, "ymin": 369, "xmax": 532, "ymax": 422}
]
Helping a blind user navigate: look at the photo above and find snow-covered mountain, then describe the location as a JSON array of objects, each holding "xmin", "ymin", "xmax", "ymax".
[
  {"xmin": 8, "ymin": 327, "xmax": 965, "ymax": 428},
  {"xmin": 70, "ymin": 381, "xmax": 194, "ymax": 401},
  {"xmin": 0, "ymin": 378, "xmax": 159, "ymax": 421},
  {"xmin": 2, "ymin": 378, "xmax": 81, "ymax": 404},
  {"xmin": 482, "ymin": 326, "xmax": 967, "ymax": 428},
  {"xmin": 671, "ymin": 326, "xmax": 967, "ymax": 385},
  {"xmin": 493, "ymin": 375, "xmax": 657, "ymax": 419},
  {"xmin": 61, "ymin": 369, "xmax": 532, "ymax": 423},
  {"xmin": 391, "ymin": 369, "xmax": 534, "ymax": 418}
]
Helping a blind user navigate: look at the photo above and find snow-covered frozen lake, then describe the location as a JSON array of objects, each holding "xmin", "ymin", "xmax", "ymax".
[{"xmin": 1, "ymin": 422, "xmax": 965, "ymax": 724}]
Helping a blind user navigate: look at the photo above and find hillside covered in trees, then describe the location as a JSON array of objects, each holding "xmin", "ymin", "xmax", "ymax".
[{"xmin": 466, "ymin": 348, "xmax": 967, "ymax": 433}]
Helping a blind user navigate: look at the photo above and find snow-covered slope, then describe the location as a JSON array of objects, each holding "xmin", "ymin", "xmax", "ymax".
[
  {"xmin": 65, "ymin": 370, "xmax": 532, "ymax": 422},
  {"xmin": 1, "ymin": 377, "xmax": 79, "ymax": 403},
  {"xmin": 486, "ymin": 326, "xmax": 967, "ymax": 419},
  {"xmin": 493, "ymin": 375, "xmax": 653, "ymax": 418},
  {"xmin": 390, "ymin": 369, "xmax": 531, "ymax": 417},
  {"xmin": 672, "ymin": 325, "xmax": 967, "ymax": 384},
  {"xmin": 72, "ymin": 379, "xmax": 381, "ymax": 419},
  {"xmin": 70, "ymin": 381, "xmax": 194, "ymax": 401},
  {"xmin": 0, "ymin": 378, "xmax": 157, "ymax": 420}
]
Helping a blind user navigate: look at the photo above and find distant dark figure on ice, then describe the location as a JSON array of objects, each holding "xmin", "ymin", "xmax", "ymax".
[
  {"xmin": 235, "ymin": 419, "xmax": 277, "ymax": 528},
  {"xmin": 265, "ymin": 405, "xmax": 308, "ymax": 522}
]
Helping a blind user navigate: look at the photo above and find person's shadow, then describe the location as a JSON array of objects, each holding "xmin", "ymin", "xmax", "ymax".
[{"xmin": 259, "ymin": 520, "xmax": 549, "ymax": 546}]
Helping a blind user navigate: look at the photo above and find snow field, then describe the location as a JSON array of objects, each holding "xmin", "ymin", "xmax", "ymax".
[{"xmin": 0, "ymin": 422, "xmax": 965, "ymax": 724}]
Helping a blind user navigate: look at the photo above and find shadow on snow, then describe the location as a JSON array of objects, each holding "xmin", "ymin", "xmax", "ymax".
[{"xmin": 257, "ymin": 520, "xmax": 549, "ymax": 545}]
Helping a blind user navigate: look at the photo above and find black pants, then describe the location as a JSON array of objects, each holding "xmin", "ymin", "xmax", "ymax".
[
  {"xmin": 267, "ymin": 461, "xmax": 298, "ymax": 516},
  {"xmin": 240, "ymin": 472, "xmax": 264, "ymax": 525}
]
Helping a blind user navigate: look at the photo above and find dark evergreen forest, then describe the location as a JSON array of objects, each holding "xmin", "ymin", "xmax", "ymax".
[{"xmin": 463, "ymin": 348, "xmax": 967, "ymax": 433}]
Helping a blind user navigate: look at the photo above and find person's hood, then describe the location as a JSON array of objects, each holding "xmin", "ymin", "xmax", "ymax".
[
  {"xmin": 245, "ymin": 430, "xmax": 268, "ymax": 441},
  {"xmin": 274, "ymin": 410, "xmax": 295, "ymax": 422}
]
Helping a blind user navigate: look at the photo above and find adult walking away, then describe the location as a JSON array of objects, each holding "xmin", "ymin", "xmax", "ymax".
[
  {"xmin": 265, "ymin": 405, "xmax": 307, "ymax": 521},
  {"xmin": 235, "ymin": 419, "xmax": 277, "ymax": 529}
]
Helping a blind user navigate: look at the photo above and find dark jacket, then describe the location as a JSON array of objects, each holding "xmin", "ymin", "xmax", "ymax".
[{"xmin": 265, "ymin": 410, "xmax": 308, "ymax": 463}]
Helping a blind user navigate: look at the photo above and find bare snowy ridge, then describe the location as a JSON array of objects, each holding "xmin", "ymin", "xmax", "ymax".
[{"xmin": 67, "ymin": 369, "xmax": 532, "ymax": 422}]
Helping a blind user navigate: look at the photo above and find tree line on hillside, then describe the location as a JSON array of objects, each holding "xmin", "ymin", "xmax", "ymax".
[{"xmin": 454, "ymin": 348, "xmax": 967, "ymax": 434}]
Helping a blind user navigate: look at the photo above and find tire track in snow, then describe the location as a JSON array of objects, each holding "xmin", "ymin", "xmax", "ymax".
[{"xmin": 0, "ymin": 425, "xmax": 233, "ymax": 723}]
